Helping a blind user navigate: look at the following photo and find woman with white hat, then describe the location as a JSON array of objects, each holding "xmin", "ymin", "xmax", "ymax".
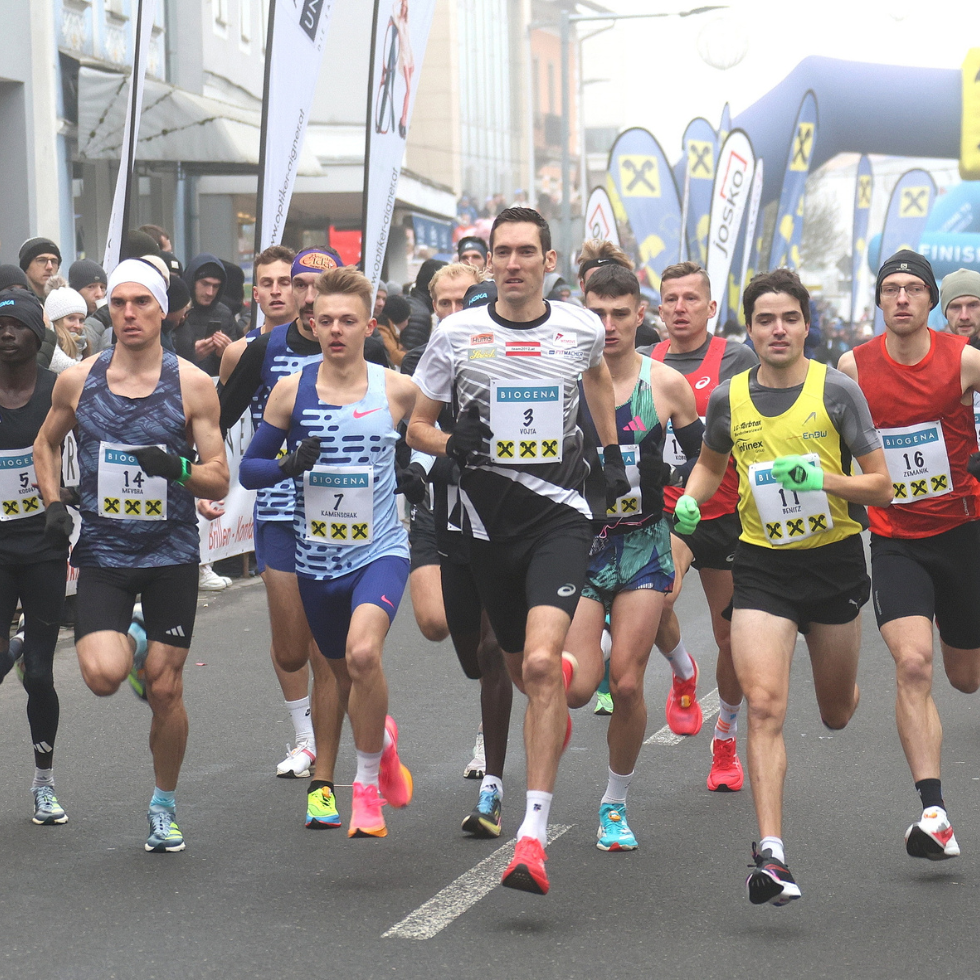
[{"xmin": 43, "ymin": 277, "xmax": 88, "ymax": 374}]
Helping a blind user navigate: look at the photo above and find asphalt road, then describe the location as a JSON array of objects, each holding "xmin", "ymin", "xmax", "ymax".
[{"xmin": 1, "ymin": 554, "xmax": 979, "ymax": 980}]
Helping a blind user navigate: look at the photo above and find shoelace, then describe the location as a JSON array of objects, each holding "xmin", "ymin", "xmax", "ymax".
[
  {"xmin": 34, "ymin": 786, "xmax": 57, "ymax": 807},
  {"xmin": 149, "ymin": 810, "xmax": 177, "ymax": 839},
  {"xmin": 477, "ymin": 790, "xmax": 498, "ymax": 812}
]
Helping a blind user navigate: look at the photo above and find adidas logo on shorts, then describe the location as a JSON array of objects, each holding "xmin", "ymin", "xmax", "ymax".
[{"xmin": 165, "ymin": 625, "xmax": 186, "ymax": 638}]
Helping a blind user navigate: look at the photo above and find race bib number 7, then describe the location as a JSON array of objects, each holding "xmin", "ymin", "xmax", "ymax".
[{"xmin": 303, "ymin": 466, "xmax": 373, "ymax": 544}]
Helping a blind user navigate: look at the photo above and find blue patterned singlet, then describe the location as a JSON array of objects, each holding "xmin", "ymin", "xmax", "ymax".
[{"xmin": 72, "ymin": 349, "xmax": 199, "ymax": 568}]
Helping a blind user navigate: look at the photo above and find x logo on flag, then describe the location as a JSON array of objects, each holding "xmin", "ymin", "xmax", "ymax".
[
  {"xmin": 911, "ymin": 479, "xmax": 927, "ymax": 496},
  {"xmin": 2, "ymin": 500, "xmax": 17, "ymax": 515},
  {"xmin": 104, "ymin": 497, "xmax": 120, "ymax": 514},
  {"xmin": 766, "ymin": 521, "xmax": 783, "ymax": 540},
  {"xmin": 352, "ymin": 523, "xmax": 368, "ymax": 539},
  {"xmin": 808, "ymin": 513, "xmax": 827, "ymax": 532},
  {"xmin": 893, "ymin": 482, "xmax": 908, "ymax": 499},
  {"xmin": 520, "ymin": 441, "xmax": 537, "ymax": 458},
  {"xmin": 620, "ymin": 156, "xmax": 659, "ymax": 196},
  {"xmin": 542, "ymin": 440, "xmax": 558, "ymax": 457},
  {"xmin": 787, "ymin": 519, "xmax": 805, "ymax": 536},
  {"xmin": 688, "ymin": 140, "xmax": 713, "ymax": 178},
  {"xmin": 23, "ymin": 497, "xmax": 39, "ymax": 513},
  {"xmin": 791, "ymin": 123, "xmax": 814, "ymax": 170},
  {"xmin": 311, "ymin": 520, "xmax": 326, "ymax": 537},
  {"xmin": 858, "ymin": 175, "xmax": 872, "ymax": 209},
  {"xmin": 330, "ymin": 523, "xmax": 347, "ymax": 540},
  {"xmin": 146, "ymin": 499, "xmax": 162, "ymax": 516},
  {"xmin": 125, "ymin": 500, "xmax": 141, "ymax": 515},
  {"xmin": 900, "ymin": 187, "xmax": 928, "ymax": 217},
  {"xmin": 931, "ymin": 474, "xmax": 948, "ymax": 492},
  {"xmin": 497, "ymin": 440, "xmax": 514, "ymax": 458}
]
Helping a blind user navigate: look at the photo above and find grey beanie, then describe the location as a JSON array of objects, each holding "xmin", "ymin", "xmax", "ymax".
[{"xmin": 939, "ymin": 268, "xmax": 980, "ymax": 316}]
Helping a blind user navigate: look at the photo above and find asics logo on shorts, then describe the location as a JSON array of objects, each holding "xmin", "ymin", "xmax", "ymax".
[{"xmin": 557, "ymin": 583, "xmax": 576, "ymax": 597}]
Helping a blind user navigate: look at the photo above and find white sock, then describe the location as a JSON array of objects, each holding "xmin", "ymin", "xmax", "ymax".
[
  {"xmin": 516, "ymin": 790, "xmax": 552, "ymax": 847},
  {"xmin": 285, "ymin": 696, "xmax": 314, "ymax": 743},
  {"xmin": 714, "ymin": 698, "xmax": 742, "ymax": 741},
  {"xmin": 32, "ymin": 768, "xmax": 54, "ymax": 789},
  {"xmin": 662, "ymin": 639, "xmax": 695, "ymax": 680},
  {"xmin": 354, "ymin": 749, "xmax": 383, "ymax": 788},
  {"xmin": 600, "ymin": 627, "xmax": 612, "ymax": 663},
  {"xmin": 480, "ymin": 775, "xmax": 502, "ymax": 799},
  {"xmin": 601, "ymin": 767, "xmax": 634, "ymax": 804},
  {"xmin": 760, "ymin": 836, "xmax": 785, "ymax": 863}
]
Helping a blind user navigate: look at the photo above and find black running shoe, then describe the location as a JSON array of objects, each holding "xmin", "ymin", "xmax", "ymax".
[{"xmin": 746, "ymin": 843, "xmax": 801, "ymax": 906}]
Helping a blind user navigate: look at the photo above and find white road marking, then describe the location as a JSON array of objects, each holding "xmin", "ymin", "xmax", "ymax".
[
  {"xmin": 383, "ymin": 824, "xmax": 572, "ymax": 940},
  {"xmin": 644, "ymin": 687, "xmax": 720, "ymax": 746}
]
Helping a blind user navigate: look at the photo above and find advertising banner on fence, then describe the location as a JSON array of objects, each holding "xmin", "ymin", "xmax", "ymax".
[
  {"xmin": 850, "ymin": 155, "xmax": 873, "ymax": 324},
  {"xmin": 607, "ymin": 127, "xmax": 682, "ymax": 304},
  {"xmin": 681, "ymin": 117, "xmax": 718, "ymax": 265},
  {"xmin": 873, "ymin": 168, "xmax": 937, "ymax": 334},
  {"xmin": 584, "ymin": 187, "xmax": 621, "ymax": 246},
  {"xmin": 769, "ymin": 91, "xmax": 818, "ymax": 270},
  {"xmin": 199, "ymin": 413, "xmax": 257, "ymax": 563},
  {"xmin": 362, "ymin": 0, "xmax": 437, "ymax": 300},
  {"xmin": 706, "ymin": 129, "xmax": 756, "ymax": 334}
]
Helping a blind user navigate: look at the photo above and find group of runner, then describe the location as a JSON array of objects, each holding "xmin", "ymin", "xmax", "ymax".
[{"xmin": 2, "ymin": 207, "xmax": 979, "ymax": 904}]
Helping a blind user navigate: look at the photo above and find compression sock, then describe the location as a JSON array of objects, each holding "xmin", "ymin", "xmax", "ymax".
[
  {"xmin": 662, "ymin": 639, "xmax": 695, "ymax": 681},
  {"xmin": 516, "ymin": 790, "xmax": 552, "ymax": 847},
  {"xmin": 285, "ymin": 696, "xmax": 314, "ymax": 743},
  {"xmin": 354, "ymin": 749, "xmax": 383, "ymax": 789},
  {"xmin": 150, "ymin": 788, "xmax": 176, "ymax": 811},
  {"xmin": 597, "ymin": 659, "xmax": 611, "ymax": 696},
  {"xmin": 714, "ymin": 698, "xmax": 742, "ymax": 741},
  {"xmin": 915, "ymin": 778, "xmax": 945, "ymax": 812},
  {"xmin": 601, "ymin": 767, "xmax": 634, "ymax": 805},
  {"xmin": 759, "ymin": 835, "xmax": 785, "ymax": 864}
]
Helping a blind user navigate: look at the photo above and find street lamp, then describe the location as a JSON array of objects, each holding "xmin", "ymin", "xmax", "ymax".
[{"xmin": 558, "ymin": 5, "xmax": 728, "ymax": 278}]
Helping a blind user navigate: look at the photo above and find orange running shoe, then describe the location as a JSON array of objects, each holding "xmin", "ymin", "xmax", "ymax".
[
  {"xmin": 348, "ymin": 782, "xmax": 387, "ymax": 838},
  {"xmin": 501, "ymin": 836, "xmax": 549, "ymax": 894},
  {"xmin": 665, "ymin": 656, "xmax": 702, "ymax": 736},
  {"xmin": 379, "ymin": 715, "xmax": 413, "ymax": 808}
]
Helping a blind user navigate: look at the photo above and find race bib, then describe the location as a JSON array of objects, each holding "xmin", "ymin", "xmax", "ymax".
[
  {"xmin": 664, "ymin": 417, "xmax": 706, "ymax": 467},
  {"xmin": 973, "ymin": 391, "xmax": 980, "ymax": 448},
  {"xmin": 599, "ymin": 445, "xmax": 640, "ymax": 516},
  {"xmin": 304, "ymin": 466, "xmax": 373, "ymax": 544},
  {"xmin": 748, "ymin": 454, "xmax": 833, "ymax": 545},
  {"xmin": 0, "ymin": 448, "xmax": 41, "ymax": 522},
  {"xmin": 97, "ymin": 443, "xmax": 167, "ymax": 521},
  {"xmin": 489, "ymin": 380, "xmax": 563, "ymax": 464},
  {"xmin": 879, "ymin": 421, "xmax": 952, "ymax": 504}
]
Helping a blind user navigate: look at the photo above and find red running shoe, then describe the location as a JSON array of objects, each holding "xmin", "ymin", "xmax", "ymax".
[
  {"xmin": 501, "ymin": 836, "xmax": 549, "ymax": 895},
  {"xmin": 379, "ymin": 715, "xmax": 413, "ymax": 808},
  {"xmin": 707, "ymin": 737, "xmax": 744, "ymax": 792},
  {"xmin": 665, "ymin": 656, "xmax": 702, "ymax": 736}
]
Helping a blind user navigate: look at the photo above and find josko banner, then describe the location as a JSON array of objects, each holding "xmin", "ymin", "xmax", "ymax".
[
  {"xmin": 584, "ymin": 186, "xmax": 621, "ymax": 247},
  {"xmin": 873, "ymin": 168, "xmax": 937, "ymax": 335},
  {"xmin": 850, "ymin": 155, "xmax": 873, "ymax": 324},
  {"xmin": 362, "ymin": 0, "xmax": 437, "ymax": 299},
  {"xmin": 769, "ymin": 91, "xmax": 818, "ymax": 270},
  {"xmin": 735, "ymin": 158, "xmax": 765, "ymax": 324},
  {"xmin": 256, "ymin": 0, "xmax": 336, "ymax": 251},
  {"xmin": 607, "ymin": 127, "xmax": 682, "ymax": 304},
  {"xmin": 681, "ymin": 117, "xmax": 719, "ymax": 265},
  {"xmin": 706, "ymin": 129, "xmax": 757, "ymax": 334},
  {"xmin": 103, "ymin": 0, "xmax": 157, "ymax": 271}
]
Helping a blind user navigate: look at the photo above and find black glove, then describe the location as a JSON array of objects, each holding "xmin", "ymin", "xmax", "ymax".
[
  {"xmin": 638, "ymin": 453, "xmax": 671, "ymax": 515},
  {"xmin": 278, "ymin": 437, "xmax": 321, "ymax": 478},
  {"xmin": 602, "ymin": 443, "xmax": 631, "ymax": 510},
  {"xmin": 133, "ymin": 446, "xmax": 185, "ymax": 482},
  {"xmin": 969, "ymin": 452, "xmax": 980, "ymax": 479},
  {"xmin": 445, "ymin": 404, "xmax": 492, "ymax": 464},
  {"xmin": 44, "ymin": 501, "xmax": 74, "ymax": 544},
  {"xmin": 394, "ymin": 462, "xmax": 428, "ymax": 505},
  {"xmin": 428, "ymin": 456, "xmax": 459, "ymax": 486}
]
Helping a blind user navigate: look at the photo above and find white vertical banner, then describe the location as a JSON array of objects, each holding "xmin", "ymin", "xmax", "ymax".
[
  {"xmin": 103, "ymin": 0, "xmax": 157, "ymax": 271},
  {"xmin": 362, "ymin": 0, "xmax": 437, "ymax": 298},
  {"xmin": 678, "ymin": 163, "xmax": 690, "ymax": 262},
  {"xmin": 255, "ymin": 0, "xmax": 336, "ymax": 251},
  {"xmin": 706, "ymin": 129, "xmax": 756, "ymax": 334},
  {"xmin": 738, "ymin": 157, "xmax": 765, "ymax": 301},
  {"xmin": 584, "ymin": 187, "xmax": 620, "ymax": 247}
]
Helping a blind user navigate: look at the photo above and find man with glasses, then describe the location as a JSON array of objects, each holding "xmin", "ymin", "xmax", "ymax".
[
  {"xmin": 19, "ymin": 239, "xmax": 61, "ymax": 300},
  {"xmin": 839, "ymin": 250, "xmax": 980, "ymax": 863}
]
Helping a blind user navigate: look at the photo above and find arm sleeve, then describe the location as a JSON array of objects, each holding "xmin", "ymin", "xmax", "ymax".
[
  {"xmin": 670, "ymin": 418, "xmax": 706, "ymax": 484},
  {"xmin": 824, "ymin": 369, "xmax": 883, "ymax": 458},
  {"xmin": 218, "ymin": 335, "xmax": 268, "ymax": 435},
  {"xmin": 702, "ymin": 383, "xmax": 735, "ymax": 455},
  {"xmin": 239, "ymin": 421, "xmax": 290, "ymax": 489},
  {"xmin": 413, "ymin": 328, "xmax": 455, "ymax": 403}
]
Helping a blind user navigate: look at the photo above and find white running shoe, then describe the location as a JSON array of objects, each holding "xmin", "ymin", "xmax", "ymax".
[
  {"xmin": 199, "ymin": 564, "xmax": 228, "ymax": 591},
  {"xmin": 905, "ymin": 807, "xmax": 960, "ymax": 860},
  {"xmin": 276, "ymin": 739, "xmax": 315, "ymax": 778},
  {"xmin": 463, "ymin": 727, "xmax": 486, "ymax": 780}
]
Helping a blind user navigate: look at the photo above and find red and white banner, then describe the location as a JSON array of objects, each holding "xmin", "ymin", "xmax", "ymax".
[{"xmin": 584, "ymin": 187, "xmax": 620, "ymax": 247}]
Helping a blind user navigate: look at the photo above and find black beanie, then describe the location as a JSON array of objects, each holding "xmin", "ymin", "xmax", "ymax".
[
  {"xmin": 0, "ymin": 265, "xmax": 31, "ymax": 292},
  {"xmin": 875, "ymin": 249, "xmax": 939, "ymax": 310},
  {"xmin": 194, "ymin": 261, "xmax": 224, "ymax": 283},
  {"xmin": 122, "ymin": 230, "xmax": 162, "ymax": 260},
  {"xmin": 0, "ymin": 288, "xmax": 46, "ymax": 344},
  {"xmin": 166, "ymin": 275, "xmax": 191, "ymax": 315},
  {"xmin": 18, "ymin": 237, "xmax": 61, "ymax": 271},
  {"xmin": 68, "ymin": 259, "xmax": 107, "ymax": 291},
  {"xmin": 464, "ymin": 280, "xmax": 497, "ymax": 309},
  {"xmin": 381, "ymin": 294, "xmax": 411, "ymax": 323},
  {"xmin": 457, "ymin": 236, "xmax": 488, "ymax": 260}
]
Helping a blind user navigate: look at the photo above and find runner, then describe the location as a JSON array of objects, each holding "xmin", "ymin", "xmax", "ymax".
[
  {"xmin": 646, "ymin": 261, "xmax": 757, "ymax": 791},
  {"xmin": 839, "ymin": 250, "xmax": 980, "ymax": 861},
  {"xmin": 219, "ymin": 247, "xmax": 346, "ymax": 832},
  {"xmin": 240, "ymin": 266, "xmax": 416, "ymax": 839},
  {"xmin": 0, "ymin": 289, "xmax": 70, "ymax": 826},
  {"xmin": 408, "ymin": 207, "xmax": 629, "ymax": 894},
  {"xmin": 675, "ymin": 268, "xmax": 890, "ymax": 905},
  {"xmin": 563, "ymin": 263, "xmax": 702, "ymax": 851},
  {"xmin": 33, "ymin": 259, "xmax": 230, "ymax": 853}
]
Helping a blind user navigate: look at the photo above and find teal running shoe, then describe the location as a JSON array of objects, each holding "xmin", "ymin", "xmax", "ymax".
[
  {"xmin": 32, "ymin": 786, "xmax": 67, "ymax": 825},
  {"xmin": 127, "ymin": 605, "xmax": 148, "ymax": 702},
  {"xmin": 145, "ymin": 805, "xmax": 185, "ymax": 852},
  {"xmin": 596, "ymin": 802, "xmax": 637, "ymax": 851},
  {"xmin": 461, "ymin": 787, "xmax": 502, "ymax": 838}
]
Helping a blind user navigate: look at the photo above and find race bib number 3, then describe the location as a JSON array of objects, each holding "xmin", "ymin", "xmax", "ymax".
[
  {"xmin": 748, "ymin": 455, "xmax": 833, "ymax": 546},
  {"xmin": 0, "ymin": 448, "xmax": 41, "ymax": 522},
  {"xmin": 599, "ymin": 445, "xmax": 640, "ymax": 516},
  {"xmin": 879, "ymin": 421, "xmax": 952, "ymax": 504},
  {"xmin": 489, "ymin": 380, "xmax": 563, "ymax": 464},
  {"xmin": 304, "ymin": 466, "xmax": 373, "ymax": 544},
  {"xmin": 97, "ymin": 443, "xmax": 167, "ymax": 521}
]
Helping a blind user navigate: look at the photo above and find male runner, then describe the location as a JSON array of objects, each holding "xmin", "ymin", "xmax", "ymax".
[
  {"xmin": 34, "ymin": 259, "xmax": 229, "ymax": 853},
  {"xmin": 839, "ymin": 250, "xmax": 980, "ymax": 861},
  {"xmin": 563, "ymin": 264, "xmax": 701, "ymax": 850},
  {"xmin": 676, "ymin": 268, "xmax": 890, "ymax": 905},
  {"xmin": 457, "ymin": 237, "xmax": 488, "ymax": 273},
  {"xmin": 0, "ymin": 290, "xmax": 70, "ymax": 825},
  {"xmin": 646, "ymin": 262, "xmax": 757, "ymax": 791},
  {"xmin": 940, "ymin": 268, "xmax": 980, "ymax": 344},
  {"xmin": 408, "ymin": 207, "xmax": 628, "ymax": 894},
  {"xmin": 220, "ymin": 248, "xmax": 345, "ymax": 797},
  {"xmin": 240, "ymin": 266, "xmax": 415, "ymax": 839}
]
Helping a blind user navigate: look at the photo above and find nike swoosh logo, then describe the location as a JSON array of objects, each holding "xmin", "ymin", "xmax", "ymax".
[
  {"xmin": 380, "ymin": 594, "xmax": 395, "ymax": 609},
  {"xmin": 352, "ymin": 408, "xmax": 382, "ymax": 418}
]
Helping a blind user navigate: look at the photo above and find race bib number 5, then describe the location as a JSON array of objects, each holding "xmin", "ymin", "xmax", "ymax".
[
  {"xmin": 304, "ymin": 466, "xmax": 373, "ymax": 544},
  {"xmin": 97, "ymin": 443, "xmax": 167, "ymax": 521},
  {"xmin": 489, "ymin": 380, "xmax": 563, "ymax": 464},
  {"xmin": 748, "ymin": 454, "xmax": 833, "ymax": 545},
  {"xmin": 0, "ymin": 448, "xmax": 41, "ymax": 521}
]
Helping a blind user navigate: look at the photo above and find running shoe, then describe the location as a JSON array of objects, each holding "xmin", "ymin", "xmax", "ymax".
[
  {"xmin": 594, "ymin": 690, "xmax": 614, "ymax": 716},
  {"xmin": 145, "ymin": 806, "xmax": 185, "ymax": 852},
  {"xmin": 127, "ymin": 605, "xmax": 148, "ymax": 702},
  {"xmin": 9, "ymin": 629, "xmax": 25, "ymax": 687},
  {"xmin": 561, "ymin": 653, "xmax": 575, "ymax": 751},
  {"xmin": 464, "ymin": 727, "xmax": 486, "ymax": 780},
  {"xmin": 276, "ymin": 739, "xmax": 316, "ymax": 779},
  {"xmin": 461, "ymin": 787, "xmax": 502, "ymax": 838},
  {"xmin": 199, "ymin": 564, "xmax": 229, "ymax": 591},
  {"xmin": 905, "ymin": 807, "xmax": 960, "ymax": 860},
  {"xmin": 348, "ymin": 781, "xmax": 387, "ymax": 838},
  {"xmin": 746, "ymin": 843, "xmax": 801, "ymax": 906},
  {"xmin": 501, "ymin": 835, "xmax": 549, "ymax": 895},
  {"xmin": 306, "ymin": 785, "xmax": 341, "ymax": 829},
  {"xmin": 596, "ymin": 802, "xmax": 637, "ymax": 851},
  {"xmin": 707, "ymin": 737, "xmax": 744, "ymax": 792},
  {"xmin": 31, "ymin": 786, "xmax": 67, "ymax": 825},
  {"xmin": 665, "ymin": 656, "xmax": 702, "ymax": 736},
  {"xmin": 379, "ymin": 715, "xmax": 413, "ymax": 808}
]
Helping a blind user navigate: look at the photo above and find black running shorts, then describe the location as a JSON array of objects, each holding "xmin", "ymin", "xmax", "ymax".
[
  {"xmin": 409, "ymin": 499, "xmax": 440, "ymax": 571},
  {"xmin": 671, "ymin": 511, "xmax": 740, "ymax": 571}
]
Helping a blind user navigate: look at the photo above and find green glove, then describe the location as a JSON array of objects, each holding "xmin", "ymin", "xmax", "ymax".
[
  {"xmin": 772, "ymin": 455, "xmax": 823, "ymax": 492},
  {"xmin": 673, "ymin": 494, "xmax": 701, "ymax": 535}
]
